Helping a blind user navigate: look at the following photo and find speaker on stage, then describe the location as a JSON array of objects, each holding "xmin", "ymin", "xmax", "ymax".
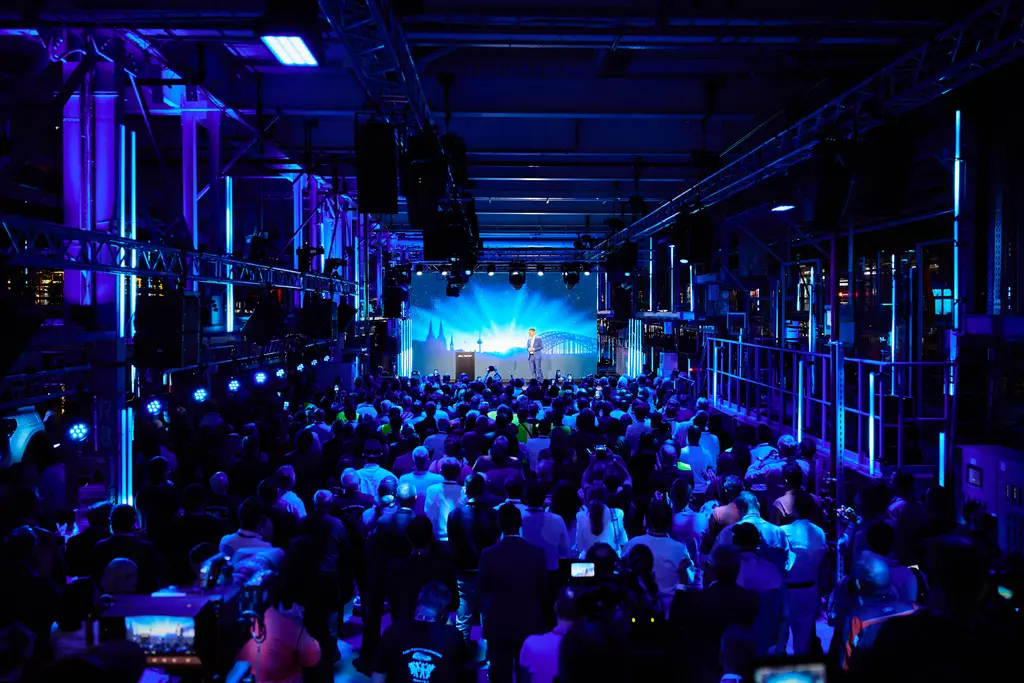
[
  {"xmin": 337, "ymin": 301, "xmax": 357, "ymax": 335},
  {"xmin": 133, "ymin": 293, "xmax": 201, "ymax": 368},
  {"xmin": 300, "ymin": 298, "xmax": 337, "ymax": 339},
  {"xmin": 242, "ymin": 292, "xmax": 286, "ymax": 346},
  {"xmin": 455, "ymin": 351, "xmax": 475, "ymax": 379},
  {"xmin": 356, "ymin": 122, "xmax": 398, "ymax": 214}
]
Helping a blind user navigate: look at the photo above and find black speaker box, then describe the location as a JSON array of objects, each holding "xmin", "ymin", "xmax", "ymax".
[
  {"xmin": 337, "ymin": 301, "xmax": 357, "ymax": 335},
  {"xmin": 356, "ymin": 122, "xmax": 399, "ymax": 214},
  {"xmin": 383, "ymin": 283, "xmax": 408, "ymax": 319},
  {"xmin": 300, "ymin": 298, "xmax": 338, "ymax": 339},
  {"xmin": 455, "ymin": 351, "xmax": 475, "ymax": 378},
  {"xmin": 242, "ymin": 293, "xmax": 286, "ymax": 346},
  {"xmin": 133, "ymin": 294, "xmax": 201, "ymax": 369},
  {"xmin": 612, "ymin": 285, "xmax": 633, "ymax": 322}
]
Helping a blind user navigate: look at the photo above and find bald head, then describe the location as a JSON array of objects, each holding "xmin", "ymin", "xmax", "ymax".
[
  {"xmin": 397, "ymin": 483, "xmax": 416, "ymax": 508},
  {"xmin": 210, "ymin": 472, "xmax": 229, "ymax": 495},
  {"xmin": 340, "ymin": 468, "xmax": 360, "ymax": 491},
  {"xmin": 854, "ymin": 551, "xmax": 892, "ymax": 597}
]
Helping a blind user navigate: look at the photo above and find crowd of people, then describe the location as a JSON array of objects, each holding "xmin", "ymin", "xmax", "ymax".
[{"xmin": 0, "ymin": 369, "xmax": 1020, "ymax": 683}]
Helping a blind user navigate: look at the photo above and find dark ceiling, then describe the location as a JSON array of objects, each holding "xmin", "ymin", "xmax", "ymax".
[{"xmin": 0, "ymin": 1, "xmax": 992, "ymax": 246}]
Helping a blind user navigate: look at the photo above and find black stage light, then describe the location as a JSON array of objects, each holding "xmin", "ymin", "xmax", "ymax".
[
  {"xmin": 414, "ymin": 263, "xmax": 424, "ymax": 276},
  {"xmin": 536, "ymin": 264, "xmax": 545, "ymax": 277},
  {"xmin": 562, "ymin": 263, "xmax": 580, "ymax": 290},
  {"xmin": 509, "ymin": 262, "xmax": 526, "ymax": 290},
  {"xmin": 486, "ymin": 264, "xmax": 496, "ymax": 277},
  {"xmin": 446, "ymin": 280, "xmax": 461, "ymax": 297}
]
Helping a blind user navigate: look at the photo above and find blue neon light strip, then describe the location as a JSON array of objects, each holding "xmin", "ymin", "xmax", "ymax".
[
  {"xmin": 225, "ymin": 176, "xmax": 234, "ymax": 333},
  {"xmin": 938, "ymin": 431, "xmax": 946, "ymax": 487},
  {"xmin": 891, "ymin": 254, "xmax": 897, "ymax": 393},
  {"xmin": 797, "ymin": 359, "xmax": 804, "ymax": 441},
  {"xmin": 868, "ymin": 372, "xmax": 876, "ymax": 476},
  {"xmin": 118, "ymin": 125, "xmax": 126, "ymax": 339},
  {"xmin": 950, "ymin": 110, "xmax": 960, "ymax": 397},
  {"xmin": 669, "ymin": 244, "xmax": 676, "ymax": 309}
]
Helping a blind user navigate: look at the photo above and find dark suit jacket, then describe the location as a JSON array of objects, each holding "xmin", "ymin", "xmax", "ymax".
[
  {"xmin": 447, "ymin": 501, "xmax": 501, "ymax": 572},
  {"xmin": 93, "ymin": 534, "xmax": 166, "ymax": 593},
  {"xmin": 297, "ymin": 510, "xmax": 355, "ymax": 603},
  {"xmin": 65, "ymin": 526, "xmax": 110, "ymax": 579},
  {"xmin": 478, "ymin": 536, "xmax": 548, "ymax": 644},
  {"xmin": 670, "ymin": 581, "xmax": 759, "ymax": 683}
]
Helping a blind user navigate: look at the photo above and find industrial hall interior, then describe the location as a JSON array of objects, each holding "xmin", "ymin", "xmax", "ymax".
[{"xmin": 2, "ymin": 1, "xmax": 1023, "ymax": 682}]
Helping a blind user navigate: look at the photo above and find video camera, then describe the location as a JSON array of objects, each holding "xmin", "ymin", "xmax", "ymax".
[{"xmin": 97, "ymin": 555, "xmax": 278, "ymax": 679}]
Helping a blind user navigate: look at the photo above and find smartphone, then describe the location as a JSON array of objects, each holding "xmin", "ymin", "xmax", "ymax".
[
  {"xmin": 334, "ymin": 384, "xmax": 340, "ymax": 392},
  {"xmin": 997, "ymin": 585, "xmax": 1014, "ymax": 601},
  {"xmin": 570, "ymin": 562, "xmax": 595, "ymax": 579},
  {"xmin": 754, "ymin": 662, "xmax": 827, "ymax": 683},
  {"xmin": 283, "ymin": 401, "xmax": 290, "ymax": 410},
  {"xmin": 908, "ymin": 564, "xmax": 920, "ymax": 571},
  {"xmin": 677, "ymin": 461, "xmax": 692, "ymax": 471}
]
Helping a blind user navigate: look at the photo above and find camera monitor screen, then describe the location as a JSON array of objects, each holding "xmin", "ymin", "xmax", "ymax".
[
  {"xmin": 125, "ymin": 615, "xmax": 196, "ymax": 655},
  {"xmin": 754, "ymin": 663, "xmax": 827, "ymax": 683},
  {"xmin": 570, "ymin": 562, "xmax": 595, "ymax": 578}
]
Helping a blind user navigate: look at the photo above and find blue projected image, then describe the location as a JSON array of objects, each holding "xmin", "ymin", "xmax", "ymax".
[{"xmin": 410, "ymin": 273, "xmax": 597, "ymax": 378}]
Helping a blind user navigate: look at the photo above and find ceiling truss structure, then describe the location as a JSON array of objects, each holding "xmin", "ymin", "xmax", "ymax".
[
  {"xmin": 606, "ymin": 0, "xmax": 1024, "ymax": 249},
  {"xmin": 2, "ymin": 216, "xmax": 358, "ymax": 295}
]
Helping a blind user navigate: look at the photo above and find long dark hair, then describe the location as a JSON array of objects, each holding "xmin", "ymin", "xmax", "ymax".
[{"xmin": 586, "ymin": 482, "xmax": 609, "ymax": 536}]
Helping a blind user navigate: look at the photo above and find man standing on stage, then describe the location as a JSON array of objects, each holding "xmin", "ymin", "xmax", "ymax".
[{"xmin": 527, "ymin": 328, "xmax": 544, "ymax": 380}]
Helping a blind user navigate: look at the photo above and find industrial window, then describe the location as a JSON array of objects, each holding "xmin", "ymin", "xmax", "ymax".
[{"xmin": 932, "ymin": 288, "xmax": 953, "ymax": 315}]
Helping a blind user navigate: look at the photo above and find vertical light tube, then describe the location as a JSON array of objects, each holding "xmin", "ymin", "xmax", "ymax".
[
  {"xmin": 129, "ymin": 132, "xmax": 137, "ymax": 331},
  {"xmin": 808, "ymin": 267, "xmax": 815, "ymax": 352},
  {"xmin": 120, "ymin": 407, "xmax": 134, "ymax": 505},
  {"xmin": 868, "ymin": 371, "xmax": 877, "ymax": 476},
  {"xmin": 669, "ymin": 244, "xmax": 676, "ymax": 310},
  {"xmin": 711, "ymin": 344, "xmax": 718, "ymax": 405},
  {"xmin": 648, "ymin": 237, "xmax": 654, "ymax": 312},
  {"xmin": 950, "ymin": 110, "xmax": 961, "ymax": 397},
  {"xmin": 890, "ymin": 253, "xmax": 897, "ymax": 393},
  {"xmin": 689, "ymin": 264, "xmax": 695, "ymax": 313},
  {"xmin": 225, "ymin": 175, "xmax": 234, "ymax": 333},
  {"xmin": 117, "ymin": 124, "xmax": 126, "ymax": 339},
  {"xmin": 938, "ymin": 431, "xmax": 947, "ymax": 487},
  {"xmin": 797, "ymin": 359, "xmax": 805, "ymax": 441}
]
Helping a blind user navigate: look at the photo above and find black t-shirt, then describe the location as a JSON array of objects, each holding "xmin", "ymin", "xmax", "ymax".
[{"xmin": 373, "ymin": 618, "xmax": 467, "ymax": 683}]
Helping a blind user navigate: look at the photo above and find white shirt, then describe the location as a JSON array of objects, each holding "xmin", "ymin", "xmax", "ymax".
[
  {"xmin": 679, "ymin": 444, "xmax": 711, "ymax": 493},
  {"xmin": 424, "ymin": 481, "xmax": 465, "ymax": 541},
  {"xmin": 737, "ymin": 550, "xmax": 784, "ymax": 593},
  {"xmin": 521, "ymin": 508, "xmax": 571, "ymax": 572},
  {"xmin": 278, "ymin": 491, "xmax": 307, "ymax": 519},
  {"xmin": 624, "ymin": 533, "xmax": 692, "ymax": 614},
  {"xmin": 575, "ymin": 506, "xmax": 627, "ymax": 557},
  {"xmin": 671, "ymin": 508, "xmax": 709, "ymax": 563},
  {"xmin": 699, "ymin": 431, "xmax": 720, "ymax": 470},
  {"xmin": 398, "ymin": 471, "xmax": 444, "ymax": 516},
  {"xmin": 714, "ymin": 512, "xmax": 793, "ymax": 572},
  {"xmin": 528, "ymin": 336, "xmax": 535, "ymax": 352},
  {"xmin": 423, "ymin": 432, "xmax": 448, "ymax": 457},
  {"xmin": 525, "ymin": 436, "xmax": 551, "ymax": 471},
  {"xmin": 356, "ymin": 463, "xmax": 395, "ymax": 500},
  {"xmin": 519, "ymin": 626, "xmax": 569, "ymax": 683},
  {"xmin": 782, "ymin": 519, "xmax": 826, "ymax": 585},
  {"xmin": 219, "ymin": 530, "xmax": 272, "ymax": 557}
]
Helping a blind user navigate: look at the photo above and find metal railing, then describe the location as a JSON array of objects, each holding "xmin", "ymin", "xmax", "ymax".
[{"xmin": 706, "ymin": 337, "xmax": 953, "ymax": 474}]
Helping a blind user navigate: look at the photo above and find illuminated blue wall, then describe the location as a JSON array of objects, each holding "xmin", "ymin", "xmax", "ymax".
[{"xmin": 410, "ymin": 273, "xmax": 597, "ymax": 378}]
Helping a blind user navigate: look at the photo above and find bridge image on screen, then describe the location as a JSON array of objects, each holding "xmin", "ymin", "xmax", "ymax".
[{"xmin": 410, "ymin": 273, "xmax": 597, "ymax": 379}]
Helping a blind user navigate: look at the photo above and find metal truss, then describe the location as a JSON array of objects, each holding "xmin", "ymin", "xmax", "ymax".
[
  {"xmin": 408, "ymin": 247, "xmax": 602, "ymax": 267},
  {"xmin": 323, "ymin": 0, "xmax": 459, "ymax": 196},
  {"xmin": 2, "ymin": 216, "xmax": 357, "ymax": 296},
  {"xmin": 605, "ymin": 0, "xmax": 1024, "ymax": 249},
  {"xmin": 0, "ymin": 366, "xmax": 91, "ymax": 411}
]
